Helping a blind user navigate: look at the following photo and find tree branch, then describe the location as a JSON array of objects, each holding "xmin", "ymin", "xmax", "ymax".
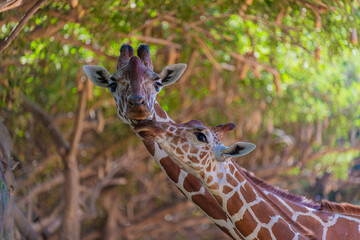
[
  {"xmin": 61, "ymin": 79, "xmax": 88, "ymax": 240},
  {"xmin": 14, "ymin": 205, "xmax": 40, "ymax": 240},
  {"xmin": 0, "ymin": 0, "xmax": 49, "ymax": 53},
  {"xmin": 22, "ymin": 96, "xmax": 69, "ymax": 157},
  {"xmin": 117, "ymin": 32, "xmax": 182, "ymax": 49}
]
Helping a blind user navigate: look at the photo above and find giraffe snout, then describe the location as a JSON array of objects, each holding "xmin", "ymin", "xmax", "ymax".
[{"xmin": 128, "ymin": 95, "xmax": 146, "ymax": 107}]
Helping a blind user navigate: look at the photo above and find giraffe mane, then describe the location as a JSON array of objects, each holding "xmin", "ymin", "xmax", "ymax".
[
  {"xmin": 232, "ymin": 163, "xmax": 316, "ymax": 239},
  {"xmin": 235, "ymin": 162, "xmax": 360, "ymax": 217},
  {"xmin": 234, "ymin": 163, "xmax": 320, "ymax": 209},
  {"xmin": 319, "ymin": 199, "xmax": 360, "ymax": 216}
]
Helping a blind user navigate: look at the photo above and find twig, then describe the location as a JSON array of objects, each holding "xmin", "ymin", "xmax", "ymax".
[
  {"xmin": 230, "ymin": 51, "xmax": 282, "ymax": 93},
  {"xmin": 14, "ymin": 205, "xmax": 40, "ymax": 240},
  {"xmin": 0, "ymin": 0, "xmax": 23, "ymax": 13},
  {"xmin": 22, "ymin": 96, "xmax": 69, "ymax": 157},
  {"xmin": 192, "ymin": 34, "xmax": 222, "ymax": 71},
  {"xmin": 0, "ymin": 0, "xmax": 49, "ymax": 53},
  {"xmin": 117, "ymin": 32, "xmax": 182, "ymax": 49}
]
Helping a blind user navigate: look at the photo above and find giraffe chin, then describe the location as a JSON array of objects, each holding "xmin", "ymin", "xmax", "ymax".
[{"xmin": 126, "ymin": 108, "xmax": 152, "ymax": 122}]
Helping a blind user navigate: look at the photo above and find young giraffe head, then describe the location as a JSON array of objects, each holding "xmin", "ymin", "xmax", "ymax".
[
  {"xmin": 83, "ymin": 44, "xmax": 187, "ymax": 125},
  {"xmin": 135, "ymin": 120, "xmax": 255, "ymax": 178}
]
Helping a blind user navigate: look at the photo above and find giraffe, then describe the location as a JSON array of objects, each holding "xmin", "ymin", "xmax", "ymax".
[
  {"xmin": 83, "ymin": 44, "xmax": 242, "ymax": 239},
  {"xmin": 135, "ymin": 120, "xmax": 360, "ymax": 240}
]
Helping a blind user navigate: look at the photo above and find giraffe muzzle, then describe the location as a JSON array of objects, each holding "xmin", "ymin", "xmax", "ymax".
[{"xmin": 134, "ymin": 122, "xmax": 166, "ymax": 140}]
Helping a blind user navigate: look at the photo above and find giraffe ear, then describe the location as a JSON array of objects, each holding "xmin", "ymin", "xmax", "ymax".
[
  {"xmin": 221, "ymin": 142, "xmax": 256, "ymax": 159},
  {"xmin": 83, "ymin": 65, "xmax": 111, "ymax": 88},
  {"xmin": 159, "ymin": 63, "xmax": 187, "ymax": 86}
]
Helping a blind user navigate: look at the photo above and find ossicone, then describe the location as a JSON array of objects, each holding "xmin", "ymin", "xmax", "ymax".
[
  {"xmin": 137, "ymin": 44, "xmax": 154, "ymax": 70},
  {"xmin": 117, "ymin": 44, "xmax": 134, "ymax": 70}
]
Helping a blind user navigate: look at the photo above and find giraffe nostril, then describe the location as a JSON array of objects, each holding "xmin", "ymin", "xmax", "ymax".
[
  {"xmin": 128, "ymin": 95, "xmax": 146, "ymax": 107},
  {"xmin": 128, "ymin": 98, "xmax": 134, "ymax": 106}
]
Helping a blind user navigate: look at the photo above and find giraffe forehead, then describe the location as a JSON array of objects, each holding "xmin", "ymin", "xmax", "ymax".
[{"xmin": 111, "ymin": 57, "xmax": 158, "ymax": 84}]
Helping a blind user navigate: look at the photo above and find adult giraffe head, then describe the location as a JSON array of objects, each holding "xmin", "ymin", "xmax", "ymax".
[
  {"xmin": 83, "ymin": 44, "xmax": 187, "ymax": 125},
  {"xmin": 135, "ymin": 120, "xmax": 255, "ymax": 177}
]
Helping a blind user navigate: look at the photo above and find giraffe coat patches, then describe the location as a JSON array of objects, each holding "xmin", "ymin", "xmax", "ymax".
[
  {"xmin": 235, "ymin": 210, "xmax": 257, "ymax": 237},
  {"xmin": 223, "ymin": 185, "xmax": 233, "ymax": 194},
  {"xmin": 183, "ymin": 174, "xmax": 202, "ymax": 193},
  {"xmin": 252, "ymin": 201, "xmax": 276, "ymax": 224},
  {"xmin": 159, "ymin": 157, "xmax": 180, "ymax": 183},
  {"xmin": 227, "ymin": 192, "xmax": 243, "ymax": 216},
  {"xmin": 272, "ymin": 220, "xmax": 296, "ymax": 240},
  {"xmin": 192, "ymin": 192, "xmax": 228, "ymax": 221},
  {"xmin": 154, "ymin": 103, "xmax": 167, "ymax": 119}
]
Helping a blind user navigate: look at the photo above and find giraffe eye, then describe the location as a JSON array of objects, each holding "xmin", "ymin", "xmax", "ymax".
[
  {"xmin": 108, "ymin": 82, "xmax": 117, "ymax": 92},
  {"xmin": 194, "ymin": 132, "xmax": 208, "ymax": 143},
  {"xmin": 154, "ymin": 82, "xmax": 163, "ymax": 92}
]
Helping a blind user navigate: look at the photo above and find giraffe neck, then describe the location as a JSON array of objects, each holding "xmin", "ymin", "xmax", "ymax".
[
  {"xmin": 239, "ymin": 164, "xmax": 360, "ymax": 240},
  {"xmin": 117, "ymin": 101, "xmax": 243, "ymax": 240},
  {"xmin": 198, "ymin": 157, "xmax": 360, "ymax": 240},
  {"xmin": 198, "ymin": 158, "xmax": 313, "ymax": 240}
]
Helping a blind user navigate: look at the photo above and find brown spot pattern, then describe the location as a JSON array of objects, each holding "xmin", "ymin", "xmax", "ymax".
[
  {"xmin": 192, "ymin": 191, "xmax": 227, "ymax": 220},
  {"xmin": 190, "ymin": 145, "xmax": 198, "ymax": 154},
  {"xmin": 252, "ymin": 201, "xmax": 276, "ymax": 224},
  {"xmin": 240, "ymin": 182, "xmax": 257, "ymax": 203},
  {"xmin": 206, "ymin": 175, "xmax": 213, "ymax": 184},
  {"xmin": 217, "ymin": 172, "xmax": 224, "ymax": 179},
  {"xmin": 234, "ymin": 171, "xmax": 243, "ymax": 182},
  {"xmin": 213, "ymin": 193, "xmax": 223, "ymax": 206},
  {"xmin": 223, "ymin": 185, "xmax": 233, "ymax": 194},
  {"xmin": 272, "ymin": 220, "xmax": 295, "ymax": 240},
  {"xmin": 182, "ymin": 144, "xmax": 189, "ymax": 152},
  {"xmin": 297, "ymin": 215, "xmax": 322, "ymax": 238},
  {"xmin": 171, "ymin": 137, "xmax": 179, "ymax": 145},
  {"xmin": 183, "ymin": 174, "xmax": 202, "ymax": 193},
  {"xmin": 226, "ymin": 174, "xmax": 238, "ymax": 187},
  {"xmin": 176, "ymin": 148, "xmax": 184, "ymax": 155},
  {"xmin": 227, "ymin": 192, "xmax": 243, "ymax": 216},
  {"xmin": 159, "ymin": 157, "xmax": 180, "ymax": 183},
  {"xmin": 257, "ymin": 227, "xmax": 272, "ymax": 239},
  {"xmin": 229, "ymin": 164, "xmax": 235, "ymax": 174},
  {"xmin": 216, "ymin": 225, "xmax": 236, "ymax": 240},
  {"xmin": 209, "ymin": 182, "xmax": 219, "ymax": 190},
  {"xmin": 154, "ymin": 103, "xmax": 167, "ymax": 119},
  {"xmin": 143, "ymin": 140, "xmax": 155, "ymax": 156},
  {"xmin": 327, "ymin": 218, "xmax": 360, "ymax": 240},
  {"xmin": 189, "ymin": 155, "xmax": 200, "ymax": 164},
  {"xmin": 235, "ymin": 210, "xmax": 257, "ymax": 237}
]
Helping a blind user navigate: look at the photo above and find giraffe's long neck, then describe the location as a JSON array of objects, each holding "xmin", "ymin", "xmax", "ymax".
[
  {"xmin": 118, "ymin": 101, "xmax": 243, "ymax": 240},
  {"xmin": 200, "ymin": 157, "xmax": 360, "ymax": 240},
  {"xmin": 240, "ymin": 165, "xmax": 360, "ymax": 240},
  {"xmin": 199, "ymin": 158, "xmax": 314, "ymax": 240}
]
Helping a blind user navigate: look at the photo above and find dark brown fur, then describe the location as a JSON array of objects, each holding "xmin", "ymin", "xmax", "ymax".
[{"xmin": 319, "ymin": 200, "xmax": 360, "ymax": 216}]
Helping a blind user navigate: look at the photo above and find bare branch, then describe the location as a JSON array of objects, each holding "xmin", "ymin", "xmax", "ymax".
[
  {"xmin": 61, "ymin": 79, "xmax": 88, "ymax": 240},
  {"xmin": 192, "ymin": 34, "xmax": 222, "ymax": 72},
  {"xmin": 0, "ymin": 0, "xmax": 49, "ymax": 53},
  {"xmin": 117, "ymin": 32, "xmax": 182, "ymax": 49},
  {"xmin": 0, "ymin": 0, "xmax": 23, "ymax": 13},
  {"xmin": 14, "ymin": 205, "xmax": 40, "ymax": 240},
  {"xmin": 22, "ymin": 96, "xmax": 69, "ymax": 157}
]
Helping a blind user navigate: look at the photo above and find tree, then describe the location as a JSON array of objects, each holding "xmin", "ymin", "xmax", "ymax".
[{"xmin": 1, "ymin": 0, "xmax": 360, "ymax": 239}]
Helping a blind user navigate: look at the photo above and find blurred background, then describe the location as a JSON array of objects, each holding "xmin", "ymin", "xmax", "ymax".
[{"xmin": 1, "ymin": 0, "xmax": 360, "ymax": 239}]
